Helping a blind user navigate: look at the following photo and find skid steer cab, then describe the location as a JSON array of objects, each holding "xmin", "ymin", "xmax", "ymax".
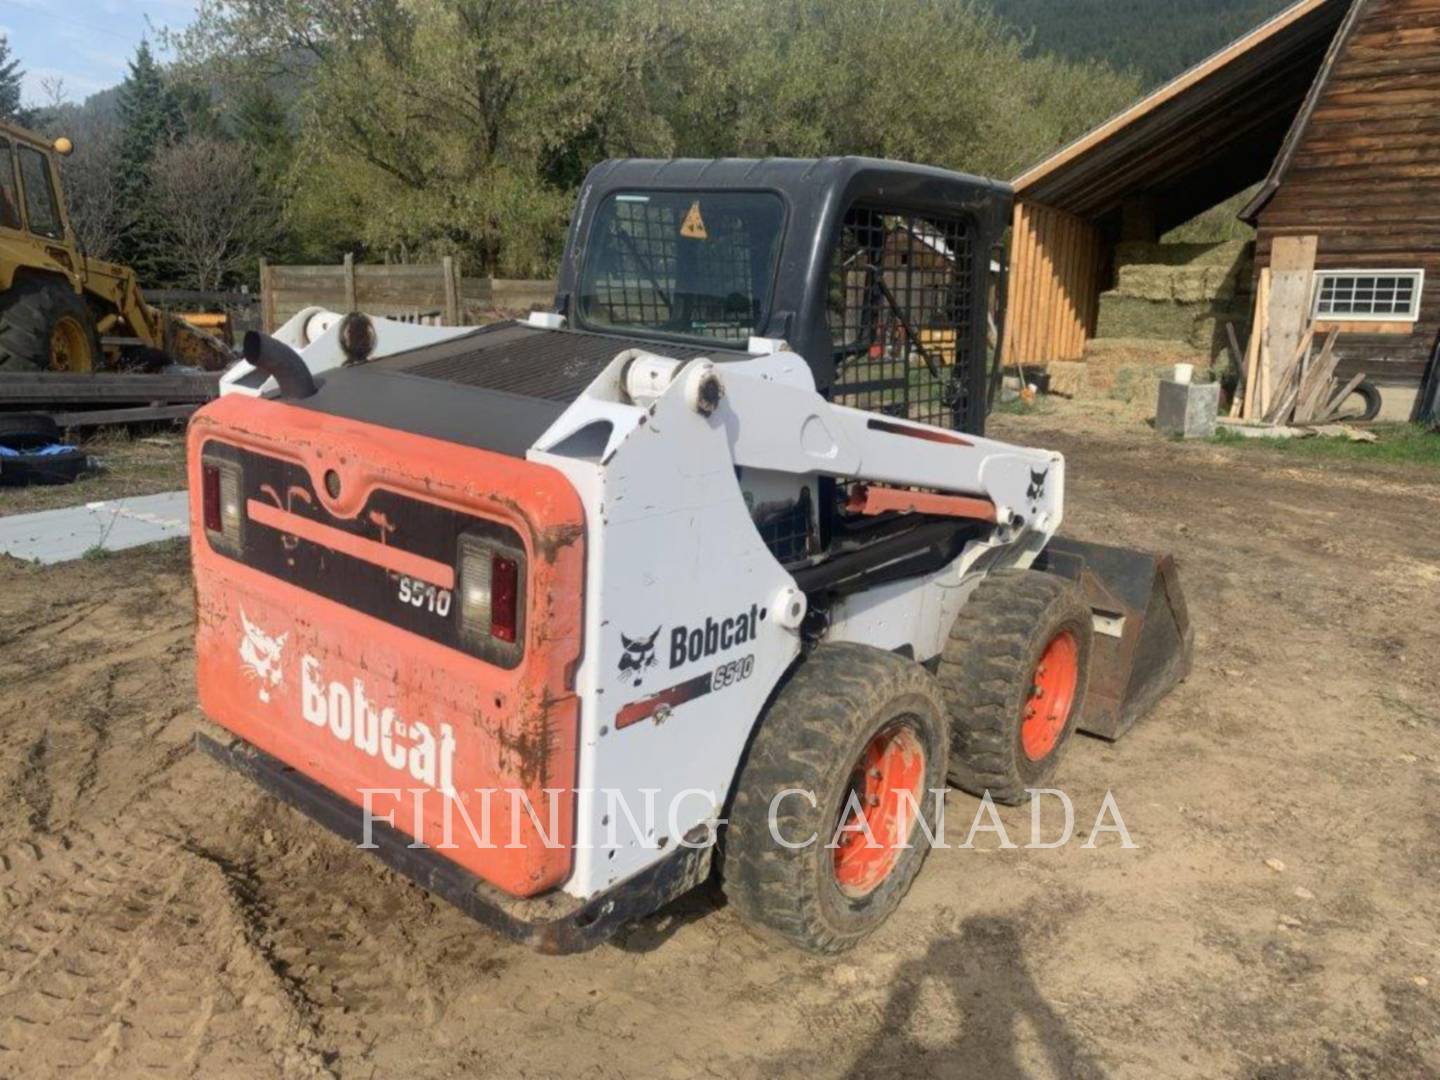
[{"xmin": 190, "ymin": 157, "xmax": 1192, "ymax": 954}]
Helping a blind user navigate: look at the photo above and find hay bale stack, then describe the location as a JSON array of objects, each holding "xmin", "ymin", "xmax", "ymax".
[{"xmin": 1095, "ymin": 239, "xmax": 1254, "ymax": 355}]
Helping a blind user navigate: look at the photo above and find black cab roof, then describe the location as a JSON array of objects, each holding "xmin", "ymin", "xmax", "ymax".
[{"xmin": 554, "ymin": 157, "xmax": 1012, "ymax": 403}]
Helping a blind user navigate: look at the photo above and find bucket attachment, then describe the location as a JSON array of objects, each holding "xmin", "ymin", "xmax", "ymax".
[{"xmin": 1033, "ymin": 536, "xmax": 1194, "ymax": 740}]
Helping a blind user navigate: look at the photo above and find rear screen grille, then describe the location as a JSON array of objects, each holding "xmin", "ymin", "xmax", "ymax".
[{"xmin": 828, "ymin": 206, "xmax": 976, "ymax": 430}]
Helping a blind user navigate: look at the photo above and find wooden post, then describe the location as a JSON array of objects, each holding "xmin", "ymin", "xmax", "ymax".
[
  {"xmin": 343, "ymin": 251, "xmax": 357, "ymax": 313},
  {"xmin": 257, "ymin": 258, "xmax": 271, "ymax": 333},
  {"xmin": 443, "ymin": 255, "xmax": 460, "ymax": 326},
  {"xmin": 1263, "ymin": 235, "xmax": 1317, "ymax": 414},
  {"xmin": 1242, "ymin": 269, "xmax": 1268, "ymax": 420}
]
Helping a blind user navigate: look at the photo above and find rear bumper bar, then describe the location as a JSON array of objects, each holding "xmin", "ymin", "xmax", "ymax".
[{"xmin": 195, "ymin": 732, "xmax": 711, "ymax": 954}]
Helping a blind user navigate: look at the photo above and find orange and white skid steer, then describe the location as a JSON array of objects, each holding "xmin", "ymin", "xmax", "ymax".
[{"xmin": 190, "ymin": 158, "xmax": 1192, "ymax": 954}]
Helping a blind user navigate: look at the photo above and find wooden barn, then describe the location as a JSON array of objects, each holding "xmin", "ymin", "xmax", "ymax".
[{"xmin": 1004, "ymin": 0, "xmax": 1440, "ymax": 418}]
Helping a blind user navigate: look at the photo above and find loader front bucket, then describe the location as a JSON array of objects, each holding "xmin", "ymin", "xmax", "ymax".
[{"xmin": 1034, "ymin": 536, "xmax": 1194, "ymax": 740}]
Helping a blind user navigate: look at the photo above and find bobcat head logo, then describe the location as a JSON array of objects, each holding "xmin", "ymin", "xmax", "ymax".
[
  {"xmin": 618, "ymin": 627, "xmax": 660, "ymax": 687},
  {"xmin": 1027, "ymin": 468, "xmax": 1048, "ymax": 503},
  {"xmin": 239, "ymin": 608, "xmax": 288, "ymax": 703}
]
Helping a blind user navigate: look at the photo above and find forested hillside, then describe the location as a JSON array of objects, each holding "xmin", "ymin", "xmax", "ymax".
[{"xmin": 991, "ymin": 0, "xmax": 1293, "ymax": 86}]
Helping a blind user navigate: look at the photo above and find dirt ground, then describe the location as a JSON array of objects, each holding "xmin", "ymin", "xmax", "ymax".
[{"xmin": 1, "ymin": 402, "xmax": 1437, "ymax": 1079}]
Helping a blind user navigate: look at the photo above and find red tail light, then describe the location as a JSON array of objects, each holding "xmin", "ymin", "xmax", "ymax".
[
  {"xmin": 459, "ymin": 536, "xmax": 527, "ymax": 666},
  {"xmin": 200, "ymin": 452, "xmax": 244, "ymax": 552},
  {"xmin": 202, "ymin": 463, "xmax": 222, "ymax": 532},
  {"xmin": 490, "ymin": 554, "xmax": 518, "ymax": 642}
]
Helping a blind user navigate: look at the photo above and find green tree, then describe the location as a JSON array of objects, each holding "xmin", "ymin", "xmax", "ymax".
[
  {"xmin": 232, "ymin": 83, "xmax": 306, "ymax": 265},
  {"xmin": 172, "ymin": 80, "xmax": 224, "ymax": 140},
  {"xmin": 173, "ymin": 0, "xmax": 1139, "ymax": 277},
  {"xmin": 233, "ymin": 85, "xmax": 292, "ymax": 181},
  {"xmin": 176, "ymin": 0, "xmax": 683, "ymax": 275},
  {"xmin": 662, "ymin": 0, "xmax": 1137, "ymax": 183},
  {"xmin": 0, "ymin": 35, "xmax": 25, "ymax": 123},
  {"xmin": 115, "ymin": 40, "xmax": 184, "ymax": 281}
]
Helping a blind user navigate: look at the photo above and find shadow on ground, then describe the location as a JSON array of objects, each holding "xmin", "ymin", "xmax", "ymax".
[{"xmin": 844, "ymin": 915, "xmax": 1104, "ymax": 1080}]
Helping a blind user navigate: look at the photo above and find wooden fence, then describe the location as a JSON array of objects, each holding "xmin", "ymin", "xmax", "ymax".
[{"xmin": 258, "ymin": 256, "xmax": 554, "ymax": 332}]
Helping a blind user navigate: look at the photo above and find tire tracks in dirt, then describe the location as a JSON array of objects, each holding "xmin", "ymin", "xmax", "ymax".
[{"xmin": 0, "ymin": 762, "xmax": 337, "ymax": 1079}]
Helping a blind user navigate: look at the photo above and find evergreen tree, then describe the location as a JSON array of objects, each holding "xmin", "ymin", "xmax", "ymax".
[
  {"xmin": 0, "ymin": 35, "xmax": 25, "ymax": 123},
  {"xmin": 114, "ymin": 40, "xmax": 183, "ymax": 281},
  {"xmin": 234, "ymin": 83, "xmax": 299, "ymax": 265},
  {"xmin": 173, "ymin": 79, "xmax": 223, "ymax": 140},
  {"xmin": 234, "ymin": 84, "xmax": 293, "ymax": 184}
]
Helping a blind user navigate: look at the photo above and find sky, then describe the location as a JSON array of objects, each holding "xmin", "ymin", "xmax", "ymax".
[{"xmin": 1, "ymin": 0, "xmax": 199, "ymax": 107}]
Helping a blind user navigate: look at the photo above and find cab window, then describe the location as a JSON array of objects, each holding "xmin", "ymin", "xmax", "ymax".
[
  {"xmin": 0, "ymin": 140, "xmax": 20, "ymax": 230},
  {"xmin": 17, "ymin": 145, "xmax": 62, "ymax": 239},
  {"xmin": 578, "ymin": 191, "xmax": 785, "ymax": 345}
]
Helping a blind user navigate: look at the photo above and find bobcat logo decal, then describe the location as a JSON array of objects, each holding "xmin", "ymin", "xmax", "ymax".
[
  {"xmin": 1027, "ymin": 468, "xmax": 1048, "ymax": 503},
  {"xmin": 618, "ymin": 627, "xmax": 661, "ymax": 687},
  {"xmin": 239, "ymin": 608, "xmax": 288, "ymax": 703}
]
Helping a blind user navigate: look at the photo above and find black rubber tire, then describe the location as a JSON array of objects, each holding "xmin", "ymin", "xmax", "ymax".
[
  {"xmin": 721, "ymin": 642, "xmax": 950, "ymax": 954},
  {"xmin": 0, "ymin": 412, "xmax": 61, "ymax": 449},
  {"xmin": 1334, "ymin": 380, "xmax": 1382, "ymax": 422},
  {"xmin": 939, "ymin": 568, "xmax": 1093, "ymax": 806},
  {"xmin": 0, "ymin": 446, "xmax": 88, "ymax": 486},
  {"xmin": 0, "ymin": 278, "xmax": 102, "ymax": 373}
]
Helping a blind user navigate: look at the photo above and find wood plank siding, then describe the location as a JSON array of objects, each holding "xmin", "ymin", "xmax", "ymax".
[
  {"xmin": 1003, "ymin": 201, "xmax": 1103, "ymax": 365},
  {"xmin": 1253, "ymin": 0, "xmax": 1440, "ymax": 386}
]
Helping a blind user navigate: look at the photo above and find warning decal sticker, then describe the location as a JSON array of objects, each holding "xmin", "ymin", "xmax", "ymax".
[{"xmin": 680, "ymin": 200, "xmax": 707, "ymax": 240}]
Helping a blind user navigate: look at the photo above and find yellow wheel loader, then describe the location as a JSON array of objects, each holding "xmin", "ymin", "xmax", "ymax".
[{"xmin": 0, "ymin": 118, "xmax": 231, "ymax": 374}]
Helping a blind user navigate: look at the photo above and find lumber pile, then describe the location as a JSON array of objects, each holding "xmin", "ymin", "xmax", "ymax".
[
  {"xmin": 1226, "ymin": 238, "xmax": 1368, "ymax": 426},
  {"xmin": 0, "ymin": 371, "xmax": 221, "ymax": 428}
]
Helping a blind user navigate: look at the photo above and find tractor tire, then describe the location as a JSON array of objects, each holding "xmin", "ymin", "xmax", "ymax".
[
  {"xmin": 939, "ymin": 568, "xmax": 1093, "ymax": 806},
  {"xmin": 1334, "ymin": 379, "xmax": 1382, "ymax": 422},
  {"xmin": 0, "ymin": 278, "xmax": 102, "ymax": 373},
  {"xmin": 0, "ymin": 445, "xmax": 88, "ymax": 486},
  {"xmin": 721, "ymin": 642, "xmax": 949, "ymax": 954},
  {"xmin": 0, "ymin": 412, "xmax": 61, "ymax": 449}
]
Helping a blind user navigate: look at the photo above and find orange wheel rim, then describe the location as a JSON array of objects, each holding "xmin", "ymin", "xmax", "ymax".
[
  {"xmin": 1020, "ymin": 630, "xmax": 1080, "ymax": 761},
  {"xmin": 833, "ymin": 722, "xmax": 926, "ymax": 898}
]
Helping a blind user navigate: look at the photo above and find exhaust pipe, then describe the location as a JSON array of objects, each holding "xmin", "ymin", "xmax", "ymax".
[{"xmin": 242, "ymin": 331, "xmax": 319, "ymax": 400}]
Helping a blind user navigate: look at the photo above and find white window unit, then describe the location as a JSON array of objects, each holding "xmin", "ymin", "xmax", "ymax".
[{"xmin": 1312, "ymin": 269, "xmax": 1424, "ymax": 322}]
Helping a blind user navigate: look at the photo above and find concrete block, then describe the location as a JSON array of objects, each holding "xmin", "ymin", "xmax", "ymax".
[{"xmin": 1155, "ymin": 379, "xmax": 1220, "ymax": 439}]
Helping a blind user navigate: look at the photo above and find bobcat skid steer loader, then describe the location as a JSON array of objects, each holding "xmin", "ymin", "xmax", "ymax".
[{"xmin": 189, "ymin": 158, "xmax": 1192, "ymax": 954}]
